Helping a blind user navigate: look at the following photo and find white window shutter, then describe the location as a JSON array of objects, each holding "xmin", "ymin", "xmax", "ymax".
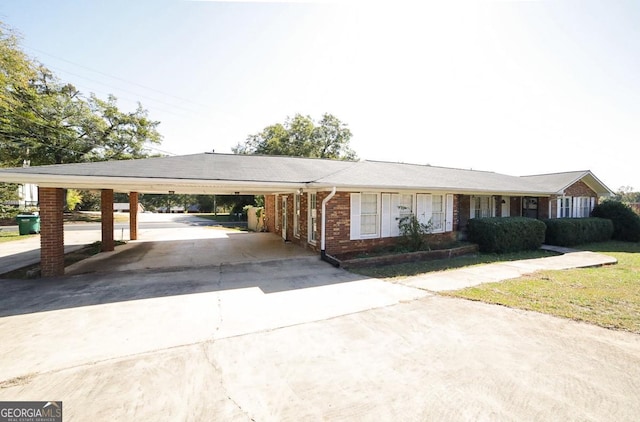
[
  {"xmin": 350, "ymin": 193, "xmax": 361, "ymax": 240},
  {"xmin": 381, "ymin": 193, "xmax": 391, "ymax": 238},
  {"xmin": 590, "ymin": 197, "xmax": 595, "ymax": 215},
  {"xmin": 416, "ymin": 194, "xmax": 432, "ymax": 225},
  {"xmin": 445, "ymin": 194, "xmax": 454, "ymax": 231},
  {"xmin": 557, "ymin": 198, "xmax": 562, "ymax": 218},
  {"xmin": 470, "ymin": 196, "xmax": 475, "ymax": 219},
  {"xmin": 572, "ymin": 197, "xmax": 578, "ymax": 217},
  {"xmin": 390, "ymin": 194, "xmax": 401, "ymax": 237}
]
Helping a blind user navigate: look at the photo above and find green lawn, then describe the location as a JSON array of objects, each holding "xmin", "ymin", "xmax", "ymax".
[
  {"xmin": 0, "ymin": 231, "xmax": 37, "ymax": 243},
  {"xmin": 350, "ymin": 249, "xmax": 557, "ymax": 279},
  {"xmin": 443, "ymin": 241, "xmax": 640, "ymax": 334}
]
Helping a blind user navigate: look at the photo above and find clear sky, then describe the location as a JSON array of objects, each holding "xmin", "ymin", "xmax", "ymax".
[{"xmin": 1, "ymin": 0, "xmax": 638, "ymax": 192}]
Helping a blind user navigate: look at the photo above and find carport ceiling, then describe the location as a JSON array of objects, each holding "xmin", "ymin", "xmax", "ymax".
[{"xmin": 0, "ymin": 153, "xmax": 352, "ymax": 195}]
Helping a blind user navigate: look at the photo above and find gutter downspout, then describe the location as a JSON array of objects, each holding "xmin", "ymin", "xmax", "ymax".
[{"xmin": 321, "ymin": 187, "xmax": 340, "ymax": 267}]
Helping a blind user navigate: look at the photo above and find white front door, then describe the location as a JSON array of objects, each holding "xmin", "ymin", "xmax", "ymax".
[{"xmin": 281, "ymin": 196, "xmax": 288, "ymax": 241}]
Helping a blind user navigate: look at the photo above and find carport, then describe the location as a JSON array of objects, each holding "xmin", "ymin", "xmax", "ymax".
[{"xmin": 0, "ymin": 153, "xmax": 332, "ymax": 277}]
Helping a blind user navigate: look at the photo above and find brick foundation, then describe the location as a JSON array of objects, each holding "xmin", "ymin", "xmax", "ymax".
[{"xmin": 39, "ymin": 187, "xmax": 65, "ymax": 277}]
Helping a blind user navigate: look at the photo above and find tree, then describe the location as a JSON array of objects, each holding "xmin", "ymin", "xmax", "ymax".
[
  {"xmin": 233, "ymin": 113, "xmax": 356, "ymax": 160},
  {"xmin": 0, "ymin": 22, "xmax": 162, "ymax": 168},
  {"xmin": 613, "ymin": 186, "xmax": 640, "ymax": 203}
]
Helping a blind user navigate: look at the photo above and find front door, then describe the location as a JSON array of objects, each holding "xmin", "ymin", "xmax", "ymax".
[
  {"xmin": 523, "ymin": 196, "xmax": 538, "ymax": 219},
  {"xmin": 281, "ymin": 196, "xmax": 288, "ymax": 241}
]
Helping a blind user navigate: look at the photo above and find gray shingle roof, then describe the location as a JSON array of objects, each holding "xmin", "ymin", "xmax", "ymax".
[
  {"xmin": 0, "ymin": 153, "xmax": 353, "ymax": 183},
  {"xmin": 0, "ymin": 153, "xmax": 612, "ymax": 196},
  {"xmin": 314, "ymin": 160, "xmax": 551, "ymax": 194},
  {"xmin": 522, "ymin": 171, "xmax": 613, "ymax": 196}
]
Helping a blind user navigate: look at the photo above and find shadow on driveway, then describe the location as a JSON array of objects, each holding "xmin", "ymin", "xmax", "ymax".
[{"xmin": 0, "ymin": 257, "xmax": 369, "ymax": 317}]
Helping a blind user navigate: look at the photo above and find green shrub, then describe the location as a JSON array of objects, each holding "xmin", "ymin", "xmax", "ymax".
[
  {"xmin": 468, "ymin": 217, "xmax": 546, "ymax": 253},
  {"xmin": 591, "ymin": 200, "xmax": 640, "ymax": 242},
  {"xmin": 543, "ymin": 218, "xmax": 613, "ymax": 246},
  {"xmin": 397, "ymin": 213, "xmax": 433, "ymax": 251},
  {"xmin": 0, "ymin": 204, "xmax": 20, "ymax": 221}
]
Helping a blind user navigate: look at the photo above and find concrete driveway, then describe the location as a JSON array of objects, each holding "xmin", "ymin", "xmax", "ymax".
[{"xmin": 1, "ymin": 226, "xmax": 639, "ymax": 420}]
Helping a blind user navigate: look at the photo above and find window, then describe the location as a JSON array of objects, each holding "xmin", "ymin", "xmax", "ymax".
[
  {"xmin": 431, "ymin": 194, "xmax": 444, "ymax": 232},
  {"xmin": 398, "ymin": 194, "xmax": 413, "ymax": 221},
  {"xmin": 577, "ymin": 197, "xmax": 592, "ymax": 218},
  {"xmin": 473, "ymin": 196, "xmax": 492, "ymax": 218},
  {"xmin": 294, "ymin": 193, "xmax": 301, "ymax": 238},
  {"xmin": 360, "ymin": 193, "xmax": 379, "ymax": 236},
  {"xmin": 560, "ymin": 196, "xmax": 571, "ymax": 218},
  {"xmin": 308, "ymin": 193, "xmax": 317, "ymax": 243}
]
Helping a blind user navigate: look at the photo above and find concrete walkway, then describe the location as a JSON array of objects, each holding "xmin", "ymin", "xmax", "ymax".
[{"xmin": 397, "ymin": 245, "xmax": 618, "ymax": 292}]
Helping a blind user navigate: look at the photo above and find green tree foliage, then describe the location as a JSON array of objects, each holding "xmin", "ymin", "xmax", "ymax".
[
  {"xmin": 613, "ymin": 186, "xmax": 640, "ymax": 203},
  {"xmin": 591, "ymin": 200, "xmax": 640, "ymax": 242},
  {"xmin": 233, "ymin": 113, "xmax": 356, "ymax": 160},
  {"xmin": 0, "ymin": 22, "xmax": 162, "ymax": 167},
  {"xmin": 66, "ymin": 189, "xmax": 83, "ymax": 211}
]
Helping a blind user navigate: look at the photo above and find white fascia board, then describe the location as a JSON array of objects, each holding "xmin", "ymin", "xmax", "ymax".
[
  {"xmin": 308, "ymin": 183, "xmax": 552, "ymax": 196},
  {"xmin": 0, "ymin": 172, "xmax": 304, "ymax": 194}
]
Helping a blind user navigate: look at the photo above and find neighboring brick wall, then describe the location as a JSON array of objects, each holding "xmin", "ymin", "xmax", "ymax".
[
  {"xmin": 101, "ymin": 189, "xmax": 115, "ymax": 252},
  {"xmin": 39, "ymin": 187, "xmax": 65, "ymax": 277}
]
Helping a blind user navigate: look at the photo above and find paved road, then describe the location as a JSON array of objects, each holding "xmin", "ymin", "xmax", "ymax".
[
  {"xmin": 0, "ymin": 231, "xmax": 638, "ymax": 421},
  {"xmin": 1, "ymin": 212, "xmax": 246, "ymax": 232}
]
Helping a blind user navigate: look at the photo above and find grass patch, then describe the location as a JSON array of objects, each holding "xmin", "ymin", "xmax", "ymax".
[
  {"xmin": 0, "ymin": 231, "xmax": 37, "ymax": 243},
  {"xmin": 350, "ymin": 249, "xmax": 557, "ymax": 279},
  {"xmin": 196, "ymin": 213, "xmax": 246, "ymax": 223},
  {"xmin": 443, "ymin": 241, "xmax": 640, "ymax": 334},
  {"xmin": 65, "ymin": 212, "xmax": 129, "ymax": 223}
]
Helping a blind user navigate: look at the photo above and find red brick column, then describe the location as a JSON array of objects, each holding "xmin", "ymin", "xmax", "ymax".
[
  {"xmin": 101, "ymin": 189, "xmax": 115, "ymax": 252},
  {"xmin": 39, "ymin": 187, "xmax": 65, "ymax": 277},
  {"xmin": 129, "ymin": 192, "xmax": 139, "ymax": 241}
]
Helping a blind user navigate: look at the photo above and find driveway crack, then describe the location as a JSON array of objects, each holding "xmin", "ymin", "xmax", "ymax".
[
  {"xmin": 214, "ymin": 264, "xmax": 223, "ymax": 335},
  {"xmin": 201, "ymin": 343, "xmax": 256, "ymax": 422}
]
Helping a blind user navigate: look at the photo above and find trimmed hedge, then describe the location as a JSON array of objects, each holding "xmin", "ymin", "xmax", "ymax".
[
  {"xmin": 591, "ymin": 200, "xmax": 640, "ymax": 242},
  {"xmin": 543, "ymin": 218, "xmax": 613, "ymax": 246},
  {"xmin": 468, "ymin": 217, "xmax": 546, "ymax": 253}
]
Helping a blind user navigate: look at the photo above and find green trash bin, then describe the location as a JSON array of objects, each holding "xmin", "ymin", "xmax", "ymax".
[{"xmin": 16, "ymin": 215, "xmax": 41, "ymax": 235}]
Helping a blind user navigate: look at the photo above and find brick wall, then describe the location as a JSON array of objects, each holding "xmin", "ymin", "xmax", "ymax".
[
  {"xmin": 265, "ymin": 194, "xmax": 276, "ymax": 234},
  {"xmin": 39, "ymin": 187, "xmax": 65, "ymax": 277},
  {"xmin": 565, "ymin": 180, "xmax": 597, "ymax": 197},
  {"xmin": 458, "ymin": 195, "xmax": 471, "ymax": 231},
  {"xmin": 129, "ymin": 192, "xmax": 138, "ymax": 240},
  {"xmin": 101, "ymin": 189, "xmax": 115, "ymax": 252}
]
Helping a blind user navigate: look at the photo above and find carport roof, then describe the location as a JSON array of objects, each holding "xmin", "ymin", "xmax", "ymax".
[{"xmin": 0, "ymin": 153, "xmax": 613, "ymax": 196}]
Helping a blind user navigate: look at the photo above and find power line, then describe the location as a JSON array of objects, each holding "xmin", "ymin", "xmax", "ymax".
[{"xmin": 24, "ymin": 45, "xmax": 211, "ymax": 110}]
